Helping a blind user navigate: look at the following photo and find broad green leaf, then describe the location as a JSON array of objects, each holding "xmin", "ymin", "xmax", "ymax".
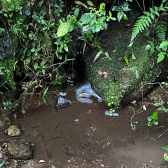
[
  {"xmin": 57, "ymin": 22, "xmax": 71, "ymax": 37},
  {"xmin": 74, "ymin": 8, "xmax": 79, "ymax": 17},
  {"xmin": 157, "ymin": 52, "xmax": 165, "ymax": 63},
  {"xmin": 147, "ymin": 116, "xmax": 152, "ymax": 122},
  {"xmin": 150, "ymin": 47, "xmax": 154, "ymax": 56},
  {"xmin": 145, "ymin": 44, "xmax": 151, "ymax": 51},
  {"xmin": 9, "ymin": 13, "xmax": 13, "ymax": 18},
  {"xmin": 99, "ymin": 3, "xmax": 105, "ymax": 12},
  {"xmin": 123, "ymin": 14, "xmax": 128, "ymax": 20},
  {"xmin": 147, "ymin": 122, "xmax": 152, "ymax": 126},
  {"xmin": 112, "ymin": 6, "xmax": 120, "ymax": 11},
  {"xmin": 75, "ymin": 1, "xmax": 87, "ymax": 8},
  {"xmin": 154, "ymin": 121, "xmax": 158, "ymax": 125},
  {"xmin": 153, "ymin": 111, "xmax": 158, "ymax": 116},
  {"xmin": 87, "ymin": 1, "xmax": 94, "ymax": 6},
  {"xmin": 159, "ymin": 41, "xmax": 168, "ymax": 51},
  {"xmin": 80, "ymin": 13, "xmax": 91, "ymax": 24},
  {"xmin": 64, "ymin": 44, "xmax": 68, "ymax": 52},
  {"xmin": 161, "ymin": 146, "xmax": 168, "ymax": 150},
  {"xmin": 34, "ymin": 62, "xmax": 38, "ymax": 70},
  {"xmin": 31, "ymin": 48, "xmax": 35, "ymax": 52},
  {"xmin": 117, "ymin": 10, "xmax": 124, "ymax": 22},
  {"xmin": 124, "ymin": 55, "xmax": 129, "ymax": 65}
]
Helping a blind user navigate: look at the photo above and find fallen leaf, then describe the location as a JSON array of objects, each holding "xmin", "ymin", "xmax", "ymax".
[
  {"xmin": 83, "ymin": 42, "xmax": 86, "ymax": 56},
  {"xmin": 39, "ymin": 160, "xmax": 46, "ymax": 163},
  {"xmin": 143, "ymin": 104, "xmax": 146, "ymax": 111},
  {"xmin": 98, "ymin": 70, "xmax": 110, "ymax": 76}
]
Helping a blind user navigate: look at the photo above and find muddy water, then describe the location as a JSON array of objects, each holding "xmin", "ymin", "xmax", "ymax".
[{"xmin": 1, "ymin": 84, "xmax": 168, "ymax": 168}]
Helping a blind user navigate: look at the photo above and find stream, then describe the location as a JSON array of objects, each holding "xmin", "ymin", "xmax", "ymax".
[{"xmin": 0, "ymin": 83, "xmax": 168, "ymax": 168}]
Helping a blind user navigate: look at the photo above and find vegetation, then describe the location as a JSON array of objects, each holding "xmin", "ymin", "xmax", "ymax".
[{"xmin": 1, "ymin": 0, "xmax": 168, "ymax": 164}]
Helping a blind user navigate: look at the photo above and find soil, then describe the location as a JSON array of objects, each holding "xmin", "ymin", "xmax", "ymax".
[{"xmin": 0, "ymin": 84, "xmax": 168, "ymax": 168}]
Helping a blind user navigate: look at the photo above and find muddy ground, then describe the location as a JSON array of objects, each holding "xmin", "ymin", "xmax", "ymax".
[{"xmin": 0, "ymin": 83, "xmax": 168, "ymax": 168}]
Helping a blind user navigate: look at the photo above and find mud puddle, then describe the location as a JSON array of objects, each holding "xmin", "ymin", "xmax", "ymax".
[{"xmin": 0, "ymin": 84, "xmax": 168, "ymax": 168}]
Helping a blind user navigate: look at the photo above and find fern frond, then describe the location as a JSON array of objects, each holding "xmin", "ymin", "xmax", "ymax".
[
  {"xmin": 130, "ymin": 12, "xmax": 155, "ymax": 42},
  {"xmin": 155, "ymin": 21, "xmax": 167, "ymax": 42}
]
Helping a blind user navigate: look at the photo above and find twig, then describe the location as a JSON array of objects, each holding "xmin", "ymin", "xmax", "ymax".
[
  {"xmin": 157, "ymin": 128, "xmax": 168, "ymax": 139},
  {"xmin": 54, "ymin": 123, "xmax": 60, "ymax": 131},
  {"xmin": 135, "ymin": 0, "xmax": 143, "ymax": 12},
  {"xmin": 41, "ymin": 133, "xmax": 52, "ymax": 158},
  {"xmin": 31, "ymin": 125, "xmax": 41, "ymax": 129}
]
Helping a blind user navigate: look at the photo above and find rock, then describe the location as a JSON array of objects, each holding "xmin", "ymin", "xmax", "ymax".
[
  {"xmin": 85, "ymin": 11, "xmax": 168, "ymax": 107},
  {"xmin": 5, "ymin": 125, "xmax": 22, "ymax": 137},
  {"xmin": 7, "ymin": 140, "xmax": 33, "ymax": 160},
  {"xmin": 64, "ymin": 147, "xmax": 74, "ymax": 156}
]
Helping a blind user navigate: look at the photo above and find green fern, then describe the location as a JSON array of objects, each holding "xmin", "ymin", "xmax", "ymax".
[
  {"xmin": 155, "ymin": 21, "xmax": 167, "ymax": 42},
  {"xmin": 130, "ymin": 10, "xmax": 157, "ymax": 43}
]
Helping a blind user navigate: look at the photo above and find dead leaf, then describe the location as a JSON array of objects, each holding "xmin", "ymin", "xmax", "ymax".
[
  {"xmin": 143, "ymin": 104, "xmax": 146, "ymax": 111},
  {"xmin": 83, "ymin": 42, "xmax": 86, "ymax": 56},
  {"xmin": 98, "ymin": 70, "xmax": 111, "ymax": 76},
  {"xmin": 39, "ymin": 160, "xmax": 45, "ymax": 163}
]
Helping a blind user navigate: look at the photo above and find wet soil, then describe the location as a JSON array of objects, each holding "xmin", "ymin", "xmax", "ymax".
[{"xmin": 0, "ymin": 84, "xmax": 168, "ymax": 168}]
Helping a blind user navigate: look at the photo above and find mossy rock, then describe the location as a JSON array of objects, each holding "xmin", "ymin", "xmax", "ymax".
[{"xmin": 85, "ymin": 21, "xmax": 167, "ymax": 107}]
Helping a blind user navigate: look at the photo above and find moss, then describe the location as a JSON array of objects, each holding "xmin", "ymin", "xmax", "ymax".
[{"xmin": 86, "ymin": 25, "xmax": 161, "ymax": 107}]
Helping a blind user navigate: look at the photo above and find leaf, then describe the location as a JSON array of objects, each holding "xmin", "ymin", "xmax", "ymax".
[
  {"xmin": 87, "ymin": 1, "xmax": 94, "ymax": 6},
  {"xmin": 145, "ymin": 45, "xmax": 151, "ymax": 51},
  {"xmin": 147, "ymin": 122, "xmax": 152, "ymax": 126},
  {"xmin": 149, "ymin": 47, "xmax": 154, "ymax": 56},
  {"xmin": 143, "ymin": 104, "xmax": 146, "ymax": 111},
  {"xmin": 34, "ymin": 62, "xmax": 38, "ymax": 70},
  {"xmin": 124, "ymin": 55, "xmax": 129, "ymax": 65},
  {"xmin": 147, "ymin": 116, "xmax": 152, "ymax": 122},
  {"xmin": 123, "ymin": 14, "xmax": 128, "ymax": 20},
  {"xmin": 6, "ymin": 118, "xmax": 11, "ymax": 124},
  {"xmin": 157, "ymin": 52, "xmax": 165, "ymax": 63},
  {"xmin": 31, "ymin": 48, "xmax": 35, "ymax": 52},
  {"xmin": 57, "ymin": 22, "xmax": 71, "ymax": 37},
  {"xmin": 9, "ymin": 13, "xmax": 13, "ymax": 18},
  {"xmin": 99, "ymin": 3, "xmax": 105, "ymax": 12},
  {"xmin": 0, "ymin": 162, "xmax": 5, "ymax": 167},
  {"xmin": 161, "ymin": 146, "xmax": 168, "ymax": 150},
  {"xmin": 93, "ymin": 50, "xmax": 103, "ymax": 63},
  {"xmin": 153, "ymin": 111, "xmax": 158, "ymax": 116},
  {"xmin": 74, "ymin": 8, "xmax": 79, "ymax": 17},
  {"xmin": 117, "ymin": 10, "xmax": 124, "ymax": 22},
  {"xmin": 75, "ymin": 1, "xmax": 88, "ymax": 8},
  {"xmin": 154, "ymin": 121, "xmax": 158, "ymax": 125},
  {"xmin": 80, "ymin": 13, "xmax": 91, "ymax": 24},
  {"xmin": 159, "ymin": 41, "xmax": 168, "ymax": 51},
  {"xmin": 41, "ymin": 87, "xmax": 48, "ymax": 103},
  {"xmin": 105, "ymin": 52, "xmax": 111, "ymax": 60},
  {"xmin": 132, "ymin": 52, "xmax": 136, "ymax": 60}
]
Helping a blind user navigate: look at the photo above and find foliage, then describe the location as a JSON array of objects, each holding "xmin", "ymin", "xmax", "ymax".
[
  {"xmin": 147, "ymin": 111, "xmax": 158, "ymax": 126},
  {"xmin": 0, "ymin": 162, "xmax": 5, "ymax": 168},
  {"xmin": 112, "ymin": 2, "xmax": 130, "ymax": 22},
  {"xmin": 3, "ymin": 100, "xmax": 12, "ymax": 110}
]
